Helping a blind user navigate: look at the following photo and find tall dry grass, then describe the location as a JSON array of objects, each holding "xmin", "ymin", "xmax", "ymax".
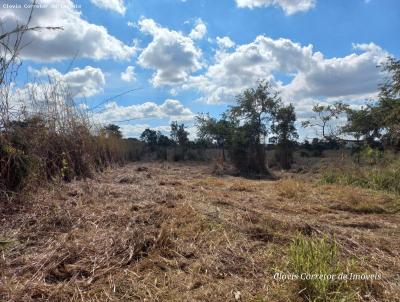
[
  {"xmin": 0, "ymin": 82, "xmax": 144, "ymax": 199},
  {"xmin": 0, "ymin": 15, "xmax": 143, "ymax": 200}
]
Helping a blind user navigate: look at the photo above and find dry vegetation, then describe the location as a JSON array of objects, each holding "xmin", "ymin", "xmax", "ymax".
[
  {"xmin": 1, "ymin": 158, "xmax": 399, "ymax": 301},
  {"xmin": 1, "ymin": 5, "xmax": 399, "ymax": 302}
]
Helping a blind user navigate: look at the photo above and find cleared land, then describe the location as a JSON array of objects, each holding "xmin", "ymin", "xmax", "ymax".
[{"xmin": 1, "ymin": 161, "xmax": 399, "ymax": 301}]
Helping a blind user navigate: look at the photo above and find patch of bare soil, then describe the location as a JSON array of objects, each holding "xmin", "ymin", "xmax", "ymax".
[{"xmin": 1, "ymin": 162, "xmax": 399, "ymax": 301}]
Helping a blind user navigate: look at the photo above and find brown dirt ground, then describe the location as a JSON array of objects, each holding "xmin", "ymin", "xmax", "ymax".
[{"xmin": 1, "ymin": 162, "xmax": 399, "ymax": 301}]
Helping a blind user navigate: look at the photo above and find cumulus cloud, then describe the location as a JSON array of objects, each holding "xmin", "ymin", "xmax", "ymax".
[
  {"xmin": 120, "ymin": 66, "xmax": 136, "ymax": 82},
  {"xmin": 235, "ymin": 0, "xmax": 316, "ymax": 15},
  {"xmin": 185, "ymin": 36, "xmax": 309, "ymax": 103},
  {"xmin": 216, "ymin": 36, "xmax": 236, "ymax": 49},
  {"xmin": 90, "ymin": 0, "xmax": 126, "ymax": 14},
  {"xmin": 189, "ymin": 19, "xmax": 207, "ymax": 40},
  {"xmin": 185, "ymin": 36, "xmax": 388, "ymax": 107},
  {"xmin": 31, "ymin": 66, "xmax": 106, "ymax": 98},
  {"xmin": 283, "ymin": 42, "xmax": 388, "ymax": 100},
  {"xmin": 0, "ymin": 0, "xmax": 136, "ymax": 61},
  {"xmin": 7, "ymin": 66, "xmax": 105, "ymax": 116},
  {"xmin": 94, "ymin": 99, "xmax": 194, "ymax": 123},
  {"xmin": 137, "ymin": 18, "xmax": 203, "ymax": 86}
]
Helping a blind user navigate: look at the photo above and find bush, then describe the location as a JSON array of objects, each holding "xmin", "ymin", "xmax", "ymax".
[
  {"xmin": 228, "ymin": 125, "xmax": 268, "ymax": 175},
  {"xmin": 0, "ymin": 141, "xmax": 33, "ymax": 191}
]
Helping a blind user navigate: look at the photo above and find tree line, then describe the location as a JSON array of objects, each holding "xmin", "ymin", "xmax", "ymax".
[
  {"xmin": 303, "ymin": 57, "xmax": 400, "ymax": 156},
  {"xmin": 139, "ymin": 81, "xmax": 298, "ymax": 175},
  {"xmin": 139, "ymin": 56, "xmax": 399, "ymax": 175}
]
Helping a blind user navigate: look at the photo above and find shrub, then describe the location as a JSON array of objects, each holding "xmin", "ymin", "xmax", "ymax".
[
  {"xmin": 228, "ymin": 124, "xmax": 269, "ymax": 175},
  {"xmin": 0, "ymin": 141, "xmax": 33, "ymax": 191}
]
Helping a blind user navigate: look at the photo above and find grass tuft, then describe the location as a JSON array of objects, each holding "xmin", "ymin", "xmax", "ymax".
[{"xmin": 289, "ymin": 234, "xmax": 354, "ymax": 302}]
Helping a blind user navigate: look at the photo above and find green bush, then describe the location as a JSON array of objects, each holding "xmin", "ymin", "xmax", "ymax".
[{"xmin": 228, "ymin": 125, "xmax": 268, "ymax": 175}]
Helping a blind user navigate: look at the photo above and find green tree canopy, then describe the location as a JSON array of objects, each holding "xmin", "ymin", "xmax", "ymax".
[
  {"xmin": 170, "ymin": 121, "xmax": 189, "ymax": 146},
  {"xmin": 271, "ymin": 104, "xmax": 298, "ymax": 169},
  {"xmin": 227, "ymin": 82, "xmax": 281, "ymax": 174},
  {"xmin": 103, "ymin": 124, "xmax": 122, "ymax": 139},
  {"xmin": 196, "ymin": 113, "xmax": 235, "ymax": 160},
  {"xmin": 140, "ymin": 128, "xmax": 158, "ymax": 145}
]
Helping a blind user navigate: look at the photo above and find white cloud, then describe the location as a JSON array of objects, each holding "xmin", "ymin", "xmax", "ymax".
[
  {"xmin": 8, "ymin": 66, "xmax": 105, "ymax": 116},
  {"xmin": 137, "ymin": 18, "xmax": 203, "ymax": 87},
  {"xmin": 185, "ymin": 36, "xmax": 388, "ymax": 108},
  {"xmin": 31, "ymin": 66, "xmax": 106, "ymax": 98},
  {"xmin": 185, "ymin": 36, "xmax": 308, "ymax": 103},
  {"xmin": 189, "ymin": 19, "xmax": 207, "ymax": 40},
  {"xmin": 94, "ymin": 99, "xmax": 194, "ymax": 123},
  {"xmin": 0, "ymin": 0, "xmax": 136, "ymax": 61},
  {"xmin": 235, "ymin": 0, "xmax": 316, "ymax": 15},
  {"xmin": 127, "ymin": 21, "xmax": 137, "ymax": 28},
  {"xmin": 121, "ymin": 66, "xmax": 136, "ymax": 82},
  {"xmin": 283, "ymin": 42, "xmax": 388, "ymax": 100},
  {"xmin": 90, "ymin": 0, "xmax": 126, "ymax": 15},
  {"xmin": 216, "ymin": 36, "xmax": 236, "ymax": 49}
]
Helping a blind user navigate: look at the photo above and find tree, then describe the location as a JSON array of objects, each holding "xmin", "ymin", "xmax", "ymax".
[
  {"xmin": 170, "ymin": 121, "xmax": 189, "ymax": 146},
  {"xmin": 196, "ymin": 113, "xmax": 234, "ymax": 161},
  {"xmin": 140, "ymin": 129, "xmax": 173, "ymax": 159},
  {"xmin": 342, "ymin": 104, "xmax": 382, "ymax": 144},
  {"xmin": 157, "ymin": 134, "xmax": 173, "ymax": 147},
  {"xmin": 271, "ymin": 104, "xmax": 298, "ymax": 169},
  {"xmin": 103, "ymin": 124, "xmax": 122, "ymax": 139},
  {"xmin": 378, "ymin": 57, "xmax": 400, "ymax": 150},
  {"xmin": 342, "ymin": 56, "xmax": 400, "ymax": 151},
  {"xmin": 156, "ymin": 133, "xmax": 173, "ymax": 160},
  {"xmin": 380, "ymin": 56, "xmax": 400, "ymax": 99},
  {"xmin": 170, "ymin": 121, "xmax": 189, "ymax": 160},
  {"xmin": 227, "ymin": 81, "xmax": 281, "ymax": 175},
  {"xmin": 302, "ymin": 102, "xmax": 349, "ymax": 140},
  {"xmin": 140, "ymin": 128, "xmax": 158, "ymax": 150}
]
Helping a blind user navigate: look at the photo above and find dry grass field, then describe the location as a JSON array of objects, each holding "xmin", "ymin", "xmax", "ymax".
[{"xmin": 1, "ymin": 161, "xmax": 399, "ymax": 301}]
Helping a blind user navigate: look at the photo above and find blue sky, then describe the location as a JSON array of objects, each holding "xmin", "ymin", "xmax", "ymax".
[{"xmin": 2, "ymin": 0, "xmax": 400, "ymax": 139}]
